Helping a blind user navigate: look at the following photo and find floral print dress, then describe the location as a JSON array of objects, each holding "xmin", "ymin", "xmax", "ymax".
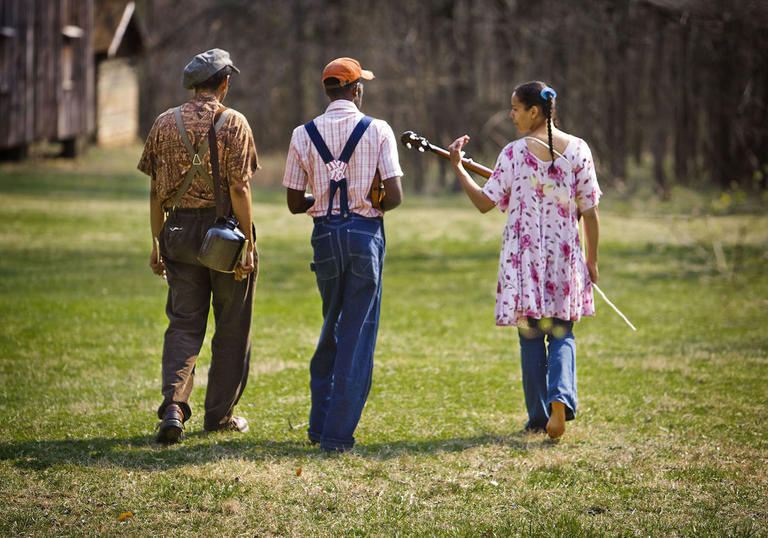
[{"xmin": 481, "ymin": 137, "xmax": 602, "ymax": 327}]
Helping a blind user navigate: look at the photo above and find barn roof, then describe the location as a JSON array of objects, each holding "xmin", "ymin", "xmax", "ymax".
[{"xmin": 93, "ymin": 0, "xmax": 145, "ymax": 57}]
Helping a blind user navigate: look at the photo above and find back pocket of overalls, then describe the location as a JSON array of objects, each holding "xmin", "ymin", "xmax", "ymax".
[
  {"xmin": 161, "ymin": 218, "xmax": 199, "ymax": 265},
  {"xmin": 310, "ymin": 231, "xmax": 339, "ymax": 280},
  {"xmin": 347, "ymin": 229, "xmax": 382, "ymax": 282}
]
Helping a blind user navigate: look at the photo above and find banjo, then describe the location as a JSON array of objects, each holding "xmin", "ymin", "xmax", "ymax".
[{"xmin": 400, "ymin": 130, "xmax": 493, "ymax": 179}]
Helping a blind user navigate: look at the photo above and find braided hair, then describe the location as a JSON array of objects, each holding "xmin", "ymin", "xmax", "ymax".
[{"xmin": 512, "ymin": 81, "xmax": 558, "ymax": 172}]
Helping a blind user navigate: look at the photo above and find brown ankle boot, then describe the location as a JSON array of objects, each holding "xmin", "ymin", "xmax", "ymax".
[{"xmin": 156, "ymin": 404, "xmax": 185, "ymax": 444}]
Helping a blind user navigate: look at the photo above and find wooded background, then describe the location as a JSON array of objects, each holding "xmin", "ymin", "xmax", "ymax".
[{"xmin": 135, "ymin": 0, "xmax": 768, "ymax": 193}]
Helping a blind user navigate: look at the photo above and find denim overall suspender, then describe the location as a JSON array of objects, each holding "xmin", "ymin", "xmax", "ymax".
[{"xmin": 304, "ymin": 116, "xmax": 373, "ymax": 218}]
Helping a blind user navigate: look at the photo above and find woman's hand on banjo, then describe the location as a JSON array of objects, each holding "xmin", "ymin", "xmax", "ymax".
[
  {"xmin": 446, "ymin": 135, "xmax": 495, "ymax": 213},
  {"xmin": 448, "ymin": 135, "xmax": 471, "ymax": 170}
]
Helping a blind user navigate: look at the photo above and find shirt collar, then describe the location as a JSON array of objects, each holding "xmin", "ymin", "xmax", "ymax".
[
  {"xmin": 324, "ymin": 99, "xmax": 360, "ymax": 115},
  {"xmin": 191, "ymin": 94, "xmax": 221, "ymax": 107}
]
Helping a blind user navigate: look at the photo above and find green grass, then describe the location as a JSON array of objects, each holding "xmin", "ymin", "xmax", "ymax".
[{"xmin": 0, "ymin": 146, "xmax": 766, "ymax": 536}]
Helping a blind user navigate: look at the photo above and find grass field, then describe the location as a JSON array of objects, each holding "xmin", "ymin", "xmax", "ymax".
[{"xmin": 0, "ymin": 146, "xmax": 766, "ymax": 536}]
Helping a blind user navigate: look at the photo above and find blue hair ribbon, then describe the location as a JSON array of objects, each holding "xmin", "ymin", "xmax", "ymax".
[{"xmin": 540, "ymin": 86, "xmax": 557, "ymax": 100}]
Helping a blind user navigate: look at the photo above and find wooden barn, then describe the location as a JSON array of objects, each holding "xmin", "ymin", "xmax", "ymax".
[
  {"xmin": 0, "ymin": 0, "xmax": 95, "ymax": 157},
  {"xmin": 93, "ymin": 0, "xmax": 144, "ymax": 146},
  {"xmin": 0, "ymin": 1, "xmax": 144, "ymax": 158}
]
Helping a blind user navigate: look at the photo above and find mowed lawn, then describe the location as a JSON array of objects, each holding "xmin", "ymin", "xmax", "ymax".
[{"xmin": 0, "ymin": 147, "xmax": 766, "ymax": 536}]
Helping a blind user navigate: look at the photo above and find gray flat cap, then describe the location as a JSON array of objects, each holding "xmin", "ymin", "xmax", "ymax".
[{"xmin": 182, "ymin": 48, "xmax": 240, "ymax": 89}]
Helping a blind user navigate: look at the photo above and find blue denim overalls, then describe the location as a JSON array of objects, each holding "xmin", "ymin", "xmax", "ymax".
[{"xmin": 304, "ymin": 116, "xmax": 385, "ymax": 451}]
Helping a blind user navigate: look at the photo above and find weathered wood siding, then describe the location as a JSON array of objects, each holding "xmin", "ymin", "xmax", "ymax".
[
  {"xmin": 55, "ymin": 0, "xmax": 95, "ymax": 141},
  {"xmin": 0, "ymin": 2, "xmax": 35, "ymax": 148},
  {"xmin": 0, "ymin": 0, "xmax": 94, "ymax": 151},
  {"xmin": 96, "ymin": 56, "xmax": 138, "ymax": 145}
]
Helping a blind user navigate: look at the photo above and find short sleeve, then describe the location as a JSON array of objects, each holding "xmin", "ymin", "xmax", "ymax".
[
  {"xmin": 222, "ymin": 112, "xmax": 259, "ymax": 187},
  {"xmin": 481, "ymin": 144, "xmax": 514, "ymax": 212},
  {"xmin": 376, "ymin": 121, "xmax": 403, "ymax": 180},
  {"xmin": 137, "ymin": 121, "xmax": 159, "ymax": 177},
  {"xmin": 282, "ymin": 127, "xmax": 309, "ymax": 191},
  {"xmin": 573, "ymin": 140, "xmax": 602, "ymax": 211}
]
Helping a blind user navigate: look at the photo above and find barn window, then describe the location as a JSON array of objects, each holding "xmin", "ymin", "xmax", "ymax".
[{"xmin": 61, "ymin": 25, "xmax": 82, "ymax": 91}]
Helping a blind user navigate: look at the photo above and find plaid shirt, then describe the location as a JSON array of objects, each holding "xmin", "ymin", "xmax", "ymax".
[
  {"xmin": 138, "ymin": 95, "xmax": 259, "ymax": 209},
  {"xmin": 282, "ymin": 100, "xmax": 403, "ymax": 218}
]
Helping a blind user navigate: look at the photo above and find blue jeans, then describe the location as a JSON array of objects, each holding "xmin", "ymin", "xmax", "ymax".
[
  {"xmin": 518, "ymin": 318, "xmax": 577, "ymax": 431},
  {"xmin": 308, "ymin": 214, "xmax": 385, "ymax": 451}
]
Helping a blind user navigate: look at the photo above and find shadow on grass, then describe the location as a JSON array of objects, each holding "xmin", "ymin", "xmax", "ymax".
[
  {"xmin": 0, "ymin": 430, "xmax": 555, "ymax": 471},
  {"xmin": 0, "ymin": 170, "xmax": 149, "ymax": 201}
]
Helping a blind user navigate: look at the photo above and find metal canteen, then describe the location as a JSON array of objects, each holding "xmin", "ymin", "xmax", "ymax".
[{"xmin": 197, "ymin": 216, "xmax": 245, "ymax": 273}]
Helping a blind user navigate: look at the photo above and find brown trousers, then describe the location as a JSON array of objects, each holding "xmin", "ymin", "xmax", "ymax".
[{"xmin": 157, "ymin": 207, "xmax": 255, "ymax": 430}]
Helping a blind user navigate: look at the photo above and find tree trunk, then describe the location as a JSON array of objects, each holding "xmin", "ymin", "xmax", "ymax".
[
  {"xmin": 650, "ymin": 8, "xmax": 668, "ymax": 195},
  {"xmin": 673, "ymin": 16, "xmax": 691, "ymax": 184},
  {"xmin": 291, "ymin": 0, "xmax": 306, "ymax": 128}
]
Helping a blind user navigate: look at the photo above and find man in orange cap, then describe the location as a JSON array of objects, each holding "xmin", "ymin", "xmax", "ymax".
[{"xmin": 283, "ymin": 57, "xmax": 404, "ymax": 452}]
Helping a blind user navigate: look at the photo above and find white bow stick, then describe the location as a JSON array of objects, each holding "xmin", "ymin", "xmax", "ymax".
[{"xmin": 580, "ymin": 219, "xmax": 637, "ymax": 331}]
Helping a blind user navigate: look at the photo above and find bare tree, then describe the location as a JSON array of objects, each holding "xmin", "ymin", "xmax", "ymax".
[{"xmin": 134, "ymin": 0, "xmax": 768, "ymax": 192}]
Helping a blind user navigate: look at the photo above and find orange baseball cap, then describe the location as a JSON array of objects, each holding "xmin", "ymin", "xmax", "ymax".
[{"xmin": 321, "ymin": 57, "xmax": 374, "ymax": 88}]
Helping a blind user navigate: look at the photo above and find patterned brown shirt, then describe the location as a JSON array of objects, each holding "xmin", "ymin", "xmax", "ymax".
[{"xmin": 138, "ymin": 94, "xmax": 259, "ymax": 209}]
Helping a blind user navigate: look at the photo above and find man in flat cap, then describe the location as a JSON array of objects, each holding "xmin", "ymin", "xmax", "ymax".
[
  {"xmin": 283, "ymin": 57, "xmax": 404, "ymax": 452},
  {"xmin": 138, "ymin": 48, "xmax": 259, "ymax": 444}
]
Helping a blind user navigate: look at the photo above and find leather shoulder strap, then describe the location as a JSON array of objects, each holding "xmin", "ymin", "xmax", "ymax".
[
  {"xmin": 209, "ymin": 106, "xmax": 234, "ymax": 218},
  {"xmin": 193, "ymin": 107, "xmax": 230, "ymax": 164}
]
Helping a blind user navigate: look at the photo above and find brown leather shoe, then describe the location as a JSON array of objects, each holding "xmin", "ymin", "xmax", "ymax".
[
  {"xmin": 156, "ymin": 404, "xmax": 184, "ymax": 444},
  {"xmin": 209, "ymin": 416, "xmax": 249, "ymax": 433}
]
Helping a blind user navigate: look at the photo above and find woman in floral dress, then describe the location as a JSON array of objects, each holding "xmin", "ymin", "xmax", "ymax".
[{"xmin": 448, "ymin": 81, "xmax": 601, "ymax": 439}]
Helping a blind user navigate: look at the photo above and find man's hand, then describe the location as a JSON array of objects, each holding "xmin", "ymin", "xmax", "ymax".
[
  {"xmin": 286, "ymin": 188, "xmax": 315, "ymax": 214},
  {"xmin": 150, "ymin": 242, "xmax": 166, "ymax": 279},
  {"xmin": 234, "ymin": 245, "xmax": 257, "ymax": 282}
]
